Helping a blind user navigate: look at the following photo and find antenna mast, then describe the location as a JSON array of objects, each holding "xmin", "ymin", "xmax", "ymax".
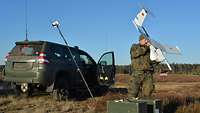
[{"xmin": 25, "ymin": 0, "xmax": 28, "ymax": 41}]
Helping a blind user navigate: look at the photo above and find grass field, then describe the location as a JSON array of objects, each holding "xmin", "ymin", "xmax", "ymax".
[{"xmin": 0, "ymin": 74, "xmax": 200, "ymax": 113}]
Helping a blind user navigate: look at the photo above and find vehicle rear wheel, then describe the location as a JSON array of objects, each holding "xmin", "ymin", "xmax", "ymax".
[
  {"xmin": 15, "ymin": 84, "xmax": 33, "ymax": 97},
  {"xmin": 52, "ymin": 74, "xmax": 69, "ymax": 101},
  {"xmin": 52, "ymin": 89, "xmax": 62, "ymax": 101},
  {"xmin": 52, "ymin": 89, "xmax": 69, "ymax": 101}
]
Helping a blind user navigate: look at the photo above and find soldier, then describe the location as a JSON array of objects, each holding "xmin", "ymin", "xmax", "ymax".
[{"xmin": 129, "ymin": 34, "xmax": 155, "ymax": 99}]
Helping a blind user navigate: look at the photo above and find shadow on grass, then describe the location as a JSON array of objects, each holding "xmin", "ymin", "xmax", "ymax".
[{"xmin": 68, "ymin": 87, "xmax": 128, "ymax": 101}]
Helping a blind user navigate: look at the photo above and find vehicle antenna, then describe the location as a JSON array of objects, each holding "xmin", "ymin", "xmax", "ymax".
[
  {"xmin": 51, "ymin": 20, "xmax": 96, "ymax": 101},
  {"xmin": 25, "ymin": 0, "xmax": 28, "ymax": 41}
]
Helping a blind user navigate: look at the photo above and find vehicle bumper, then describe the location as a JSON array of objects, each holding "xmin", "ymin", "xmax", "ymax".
[
  {"xmin": 3, "ymin": 76, "xmax": 39, "ymax": 83},
  {"xmin": 3, "ymin": 71, "xmax": 40, "ymax": 83},
  {"xmin": 3, "ymin": 68, "xmax": 53, "ymax": 87}
]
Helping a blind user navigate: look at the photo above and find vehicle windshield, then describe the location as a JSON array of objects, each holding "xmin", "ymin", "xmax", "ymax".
[{"xmin": 10, "ymin": 44, "xmax": 42, "ymax": 56}]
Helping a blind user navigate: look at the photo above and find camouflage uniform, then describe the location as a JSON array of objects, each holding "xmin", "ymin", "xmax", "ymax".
[{"xmin": 129, "ymin": 43, "xmax": 155, "ymax": 98}]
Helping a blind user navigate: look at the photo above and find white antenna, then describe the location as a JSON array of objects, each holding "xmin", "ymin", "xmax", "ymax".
[{"xmin": 51, "ymin": 20, "xmax": 96, "ymax": 101}]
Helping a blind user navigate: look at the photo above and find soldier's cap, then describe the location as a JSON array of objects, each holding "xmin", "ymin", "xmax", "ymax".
[{"xmin": 139, "ymin": 34, "xmax": 147, "ymax": 41}]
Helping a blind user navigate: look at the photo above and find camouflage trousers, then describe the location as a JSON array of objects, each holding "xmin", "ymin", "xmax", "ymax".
[{"xmin": 128, "ymin": 70, "xmax": 154, "ymax": 98}]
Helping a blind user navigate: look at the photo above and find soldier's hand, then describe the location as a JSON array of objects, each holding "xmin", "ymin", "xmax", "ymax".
[
  {"xmin": 145, "ymin": 39, "xmax": 151, "ymax": 46},
  {"xmin": 147, "ymin": 42, "xmax": 151, "ymax": 46},
  {"xmin": 146, "ymin": 42, "xmax": 151, "ymax": 46}
]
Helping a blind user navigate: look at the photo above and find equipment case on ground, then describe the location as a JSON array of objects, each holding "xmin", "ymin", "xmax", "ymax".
[{"xmin": 107, "ymin": 99, "xmax": 161, "ymax": 113}]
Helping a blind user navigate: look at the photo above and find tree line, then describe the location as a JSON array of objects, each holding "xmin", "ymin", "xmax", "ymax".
[{"xmin": 116, "ymin": 64, "xmax": 200, "ymax": 75}]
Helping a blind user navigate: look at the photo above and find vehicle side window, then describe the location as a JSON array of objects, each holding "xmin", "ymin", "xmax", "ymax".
[
  {"xmin": 50, "ymin": 45, "xmax": 63, "ymax": 59},
  {"xmin": 80, "ymin": 54, "xmax": 93, "ymax": 65},
  {"xmin": 63, "ymin": 49, "xmax": 73, "ymax": 61}
]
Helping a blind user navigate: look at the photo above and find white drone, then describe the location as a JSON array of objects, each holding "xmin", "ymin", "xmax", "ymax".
[{"xmin": 132, "ymin": 8, "xmax": 181, "ymax": 71}]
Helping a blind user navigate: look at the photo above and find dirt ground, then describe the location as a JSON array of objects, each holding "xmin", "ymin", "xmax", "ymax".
[{"xmin": 0, "ymin": 74, "xmax": 200, "ymax": 113}]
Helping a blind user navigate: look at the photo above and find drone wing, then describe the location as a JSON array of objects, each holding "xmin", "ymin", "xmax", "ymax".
[
  {"xmin": 149, "ymin": 38, "xmax": 181, "ymax": 55},
  {"xmin": 162, "ymin": 45, "xmax": 181, "ymax": 55}
]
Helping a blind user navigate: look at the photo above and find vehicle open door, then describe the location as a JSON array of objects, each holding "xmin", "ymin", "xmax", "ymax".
[{"xmin": 97, "ymin": 52, "xmax": 115, "ymax": 86}]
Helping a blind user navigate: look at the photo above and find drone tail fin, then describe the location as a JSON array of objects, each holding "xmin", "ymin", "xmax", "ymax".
[{"xmin": 133, "ymin": 9, "xmax": 148, "ymax": 27}]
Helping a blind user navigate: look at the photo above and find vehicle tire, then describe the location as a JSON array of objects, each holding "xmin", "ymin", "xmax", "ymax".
[
  {"xmin": 96, "ymin": 86, "xmax": 109, "ymax": 96},
  {"xmin": 61, "ymin": 89, "xmax": 69, "ymax": 101},
  {"xmin": 52, "ymin": 88, "xmax": 69, "ymax": 101},
  {"xmin": 20, "ymin": 91, "xmax": 31, "ymax": 98},
  {"xmin": 15, "ymin": 84, "xmax": 33, "ymax": 98},
  {"xmin": 12, "ymin": 84, "xmax": 20, "ymax": 97},
  {"xmin": 52, "ymin": 89, "xmax": 62, "ymax": 101},
  {"xmin": 52, "ymin": 74, "xmax": 69, "ymax": 101}
]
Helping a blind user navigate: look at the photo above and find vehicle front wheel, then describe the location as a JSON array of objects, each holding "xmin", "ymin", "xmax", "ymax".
[{"xmin": 52, "ymin": 89, "xmax": 69, "ymax": 101}]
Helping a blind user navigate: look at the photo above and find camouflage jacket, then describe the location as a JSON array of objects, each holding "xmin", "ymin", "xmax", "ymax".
[{"xmin": 130, "ymin": 44, "xmax": 153, "ymax": 71}]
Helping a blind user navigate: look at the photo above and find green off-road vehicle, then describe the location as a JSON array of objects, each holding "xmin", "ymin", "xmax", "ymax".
[{"xmin": 3, "ymin": 40, "xmax": 115, "ymax": 100}]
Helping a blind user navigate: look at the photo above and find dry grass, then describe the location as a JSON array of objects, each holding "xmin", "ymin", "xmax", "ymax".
[
  {"xmin": 155, "ymin": 74, "xmax": 200, "ymax": 82},
  {"xmin": 115, "ymin": 74, "xmax": 200, "ymax": 113},
  {"xmin": 176, "ymin": 104, "xmax": 200, "ymax": 113},
  {"xmin": 94, "ymin": 92, "xmax": 127, "ymax": 113},
  {"xmin": 0, "ymin": 74, "xmax": 200, "ymax": 113},
  {"xmin": 0, "ymin": 95, "xmax": 98, "ymax": 113}
]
